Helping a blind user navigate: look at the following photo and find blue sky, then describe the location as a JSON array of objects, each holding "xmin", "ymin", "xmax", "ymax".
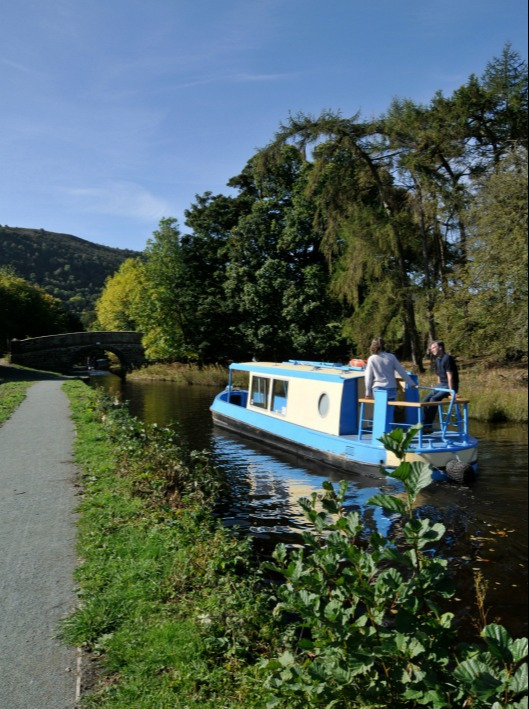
[{"xmin": 1, "ymin": 0, "xmax": 527, "ymax": 252}]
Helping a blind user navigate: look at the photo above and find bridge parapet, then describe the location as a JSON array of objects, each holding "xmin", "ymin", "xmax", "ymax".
[
  {"xmin": 10, "ymin": 331, "xmax": 143, "ymax": 353},
  {"xmin": 10, "ymin": 332, "xmax": 146, "ymax": 375}
]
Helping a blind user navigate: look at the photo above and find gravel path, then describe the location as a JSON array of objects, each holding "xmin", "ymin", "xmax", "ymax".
[{"xmin": 0, "ymin": 379, "xmax": 79, "ymax": 709}]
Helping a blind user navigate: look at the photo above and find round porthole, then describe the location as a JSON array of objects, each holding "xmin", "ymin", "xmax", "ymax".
[{"xmin": 318, "ymin": 393, "xmax": 330, "ymax": 417}]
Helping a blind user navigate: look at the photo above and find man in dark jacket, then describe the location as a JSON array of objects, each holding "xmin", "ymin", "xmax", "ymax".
[{"xmin": 422, "ymin": 340, "xmax": 459, "ymax": 430}]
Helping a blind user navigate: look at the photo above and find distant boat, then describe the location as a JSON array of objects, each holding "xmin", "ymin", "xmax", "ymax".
[{"xmin": 210, "ymin": 360, "xmax": 478, "ymax": 484}]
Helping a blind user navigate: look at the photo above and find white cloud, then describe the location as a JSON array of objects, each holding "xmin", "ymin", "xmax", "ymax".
[{"xmin": 68, "ymin": 181, "xmax": 172, "ymax": 221}]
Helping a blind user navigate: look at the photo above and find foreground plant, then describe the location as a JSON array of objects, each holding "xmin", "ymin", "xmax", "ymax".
[{"xmin": 262, "ymin": 425, "xmax": 528, "ymax": 708}]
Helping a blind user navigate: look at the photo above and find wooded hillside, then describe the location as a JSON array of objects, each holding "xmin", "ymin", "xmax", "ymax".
[{"xmin": 0, "ymin": 226, "xmax": 139, "ymax": 324}]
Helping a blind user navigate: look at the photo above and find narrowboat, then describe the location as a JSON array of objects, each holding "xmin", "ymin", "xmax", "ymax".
[{"xmin": 210, "ymin": 360, "xmax": 478, "ymax": 483}]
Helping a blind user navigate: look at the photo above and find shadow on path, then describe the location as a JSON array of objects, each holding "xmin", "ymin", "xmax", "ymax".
[{"xmin": 0, "ymin": 360, "xmax": 70, "ymax": 382}]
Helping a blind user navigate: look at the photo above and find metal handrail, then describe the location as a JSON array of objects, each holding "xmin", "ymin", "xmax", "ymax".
[
  {"xmin": 361, "ymin": 386, "xmax": 469, "ymax": 444},
  {"xmin": 415, "ymin": 387, "xmax": 466, "ymax": 439}
]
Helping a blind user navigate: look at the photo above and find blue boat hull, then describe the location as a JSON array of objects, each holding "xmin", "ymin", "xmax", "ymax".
[{"xmin": 210, "ymin": 393, "xmax": 477, "ymax": 483}]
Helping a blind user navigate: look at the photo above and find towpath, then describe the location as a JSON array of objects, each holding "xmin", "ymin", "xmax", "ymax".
[{"xmin": 0, "ymin": 368, "xmax": 79, "ymax": 708}]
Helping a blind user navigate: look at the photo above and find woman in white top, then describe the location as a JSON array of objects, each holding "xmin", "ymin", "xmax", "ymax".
[{"xmin": 364, "ymin": 337, "xmax": 416, "ymax": 400}]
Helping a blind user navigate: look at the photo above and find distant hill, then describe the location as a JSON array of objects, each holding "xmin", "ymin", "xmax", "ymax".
[{"xmin": 0, "ymin": 226, "xmax": 141, "ymax": 323}]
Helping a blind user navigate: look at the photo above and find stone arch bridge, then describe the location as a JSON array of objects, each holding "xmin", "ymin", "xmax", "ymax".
[{"xmin": 10, "ymin": 332, "xmax": 146, "ymax": 376}]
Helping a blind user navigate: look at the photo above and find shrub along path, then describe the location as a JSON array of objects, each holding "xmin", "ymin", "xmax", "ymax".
[{"xmin": 0, "ymin": 377, "xmax": 79, "ymax": 709}]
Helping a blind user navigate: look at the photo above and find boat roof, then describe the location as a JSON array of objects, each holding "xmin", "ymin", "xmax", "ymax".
[{"xmin": 229, "ymin": 360, "xmax": 365, "ymax": 382}]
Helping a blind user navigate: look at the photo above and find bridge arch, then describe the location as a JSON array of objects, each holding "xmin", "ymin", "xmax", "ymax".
[
  {"xmin": 66, "ymin": 344, "xmax": 132, "ymax": 375},
  {"xmin": 9, "ymin": 332, "xmax": 146, "ymax": 376}
]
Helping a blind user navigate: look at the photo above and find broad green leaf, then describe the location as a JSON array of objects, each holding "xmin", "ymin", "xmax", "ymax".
[
  {"xmin": 405, "ymin": 518, "xmax": 446, "ymax": 547},
  {"xmin": 512, "ymin": 637, "xmax": 529, "ymax": 663},
  {"xmin": 482, "ymin": 624, "xmax": 514, "ymax": 663},
  {"xmin": 278, "ymin": 650, "xmax": 295, "ymax": 667},
  {"xmin": 508, "ymin": 663, "xmax": 528, "ymax": 694},
  {"xmin": 439, "ymin": 612, "xmax": 456, "ymax": 628},
  {"xmin": 337, "ymin": 479, "xmax": 349, "ymax": 502},
  {"xmin": 390, "ymin": 461, "xmax": 413, "ymax": 482},
  {"xmin": 342, "ymin": 652, "xmax": 375, "ymax": 676},
  {"xmin": 403, "ymin": 423, "xmax": 424, "ymax": 450},
  {"xmin": 344, "ymin": 511, "xmax": 362, "ymax": 536},
  {"xmin": 297, "ymin": 637, "xmax": 315, "ymax": 650},
  {"xmin": 321, "ymin": 497, "xmax": 340, "ymax": 514},
  {"xmin": 406, "ymin": 461, "xmax": 434, "ymax": 496},
  {"xmin": 273, "ymin": 543, "xmax": 287, "ymax": 564},
  {"xmin": 376, "ymin": 567, "xmax": 403, "ymax": 590},
  {"xmin": 454, "ymin": 658, "xmax": 503, "ymax": 697},
  {"xmin": 367, "ymin": 494, "xmax": 407, "ymax": 515},
  {"xmin": 382, "ymin": 546, "xmax": 414, "ymax": 567},
  {"xmin": 378, "ymin": 428, "xmax": 406, "ymax": 459},
  {"xmin": 299, "ymin": 589, "xmax": 319, "ymax": 610},
  {"xmin": 404, "ymin": 687, "xmax": 452, "ymax": 707}
]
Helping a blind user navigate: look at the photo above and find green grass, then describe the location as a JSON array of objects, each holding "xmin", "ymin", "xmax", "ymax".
[
  {"xmin": 0, "ymin": 381, "xmax": 32, "ymax": 426},
  {"xmin": 128, "ymin": 362, "xmax": 248, "ymax": 388},
  {"xmin": 61, "ymin": 381, "xmax": 272, "ymax": 707},
  {"xmin": 419, "ymin": 364, "xmax": 528, "ymax": 423}
]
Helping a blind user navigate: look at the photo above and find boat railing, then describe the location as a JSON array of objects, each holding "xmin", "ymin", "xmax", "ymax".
[{"xmin": 358, "ymin": 387, "xmax": 470, "ymax": 446}]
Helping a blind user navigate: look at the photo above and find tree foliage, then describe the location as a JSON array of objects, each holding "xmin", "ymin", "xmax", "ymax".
[
  {"xmin": 224, "ymin": 147, "xmax": 347, "ymax": 361},
  {"xmin": 0, "ymin": 268, "xmax": 75, "ymax": 353},
  {"xmin": 437, "ymin": 148, "xmax": 528, "ymax": 360},
  {"xmin": 94, "ymin": 44, "xmax": 527, "ymax": 366},
  {"xmin": 95, "ymin": 258, "xmax": 146, "ymax": 332}
]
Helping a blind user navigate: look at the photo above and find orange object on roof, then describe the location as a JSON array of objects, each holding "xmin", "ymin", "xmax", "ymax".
[{"xmin": 349, "ymin": 358, "xmax": 367, "ymax": 368}]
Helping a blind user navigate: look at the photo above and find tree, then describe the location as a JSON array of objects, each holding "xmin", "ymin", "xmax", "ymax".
[
  {"xmin": 224, "ymin": 146, "xmax": 347, "ymax": 360},
  {"xmin": 455, "ymin": 43, "xmax": 528, "ymax": 167},
  {"xmin": 438, "ymin": 148, "xmax": 528, "ymax": 360},
  {"xmin": 95, "ymin": 258, "xmax": 146, "ymax": 332},
  {"xmin": 181, "ymin": 192, "xmax": 252, "ymax": 362},
  {"xmin": 0, "ymin": 268, "xmax": 71, "ymax": 353},
  {"xmin": 262, "ymin": 113, "xmax": 425, "ymax": 367},
  {"xmin": 140, "ymin": 218, "xmax": 188, "ymax": 361}
]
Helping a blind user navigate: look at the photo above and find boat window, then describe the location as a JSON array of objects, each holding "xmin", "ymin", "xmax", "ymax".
[
  {"xmin": 250, "ymin": 376, "xmax": 270, "ymax": 409},
  {"xmin": 271, "ymin": 379, "xmax": 288, "ymax": 415},
  {"xmin": 318, "ymin": 393, "xmax": 330, "ymax": 418}
]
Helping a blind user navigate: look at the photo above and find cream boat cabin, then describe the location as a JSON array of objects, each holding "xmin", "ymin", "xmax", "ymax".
[{"xmin": 210, "ymin": 360, "xmax": 478, "ymax": 483}]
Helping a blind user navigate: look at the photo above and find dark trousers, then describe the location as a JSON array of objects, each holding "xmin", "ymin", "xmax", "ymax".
[{"xmin": 423, "ymin": 389, "xmax": 450, "ymax": 426}]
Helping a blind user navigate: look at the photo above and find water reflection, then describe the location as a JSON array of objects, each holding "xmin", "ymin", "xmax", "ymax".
[
  {"xmin": 91, "ymin": 374, "xmax": 528, "ymax": 635},
  {"xmin": 212, "ymin": 431, "xmax": 403, "ymax": 544}
]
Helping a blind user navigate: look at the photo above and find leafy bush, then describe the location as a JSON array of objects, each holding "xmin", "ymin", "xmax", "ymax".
[
  {"xmin": 97, "ymin": 392, "xmax": 228, "ymax": 508},
  {"xmin": 262, "ymin": 425, "xmax": 528, "ymax": 708}
]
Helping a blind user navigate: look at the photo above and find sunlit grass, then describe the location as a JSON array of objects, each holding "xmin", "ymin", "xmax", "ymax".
[
  {"xmin": 417, "ymin": 363, "xmax": 527, "ymax": 423},
  {"xmin": 128, "ymin": 362, "xmax": 248, "ymax": 387},
  {"xmin": 61, "ymin": 381, "xmax": 269, "ymax": 707},
  {"xmin": 0, "ymin": 381, "xmax": 32, "ymax": 426}
]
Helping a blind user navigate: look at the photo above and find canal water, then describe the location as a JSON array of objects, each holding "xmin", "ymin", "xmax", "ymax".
[{"xmin": 92, "ymin": 374, "xmax": 528, "ymax": 637}]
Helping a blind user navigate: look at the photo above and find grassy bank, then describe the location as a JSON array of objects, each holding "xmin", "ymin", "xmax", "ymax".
[
  {"xmin": 0, "ymin": 381, "xmax": 32, "ymax": 426},
  {"xmin": 421, "ymin": 363, "xmax": 527, "ymax": 423},
  {"xmin": 130, "ymin": 360, "xmax": 528, "ymax": 423},
  {"xmin": 61, "ymin": 381, "xmax": 273, "ymax": 707},
  {"xmin": 128, "ymin": 362, "xmax": 234, "ymax": 386}
]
